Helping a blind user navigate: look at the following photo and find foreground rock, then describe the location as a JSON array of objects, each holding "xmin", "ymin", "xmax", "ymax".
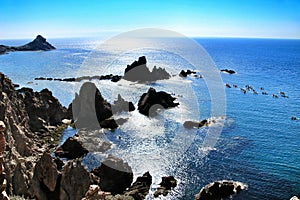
[
  {"xmin": 91, "ymin": 154, "xmax": 133, "ymax": 194},
  {"xmin": 154, "ymin": 176, "xmax": 177, "ymax": 197},
  {"xmin": 0, "ymin": 72, "xmax": 70, "ymax": 196},
  {"xmin": 0, "ymin": 121, "xmax": 9, "ymax": 200},
  {"xmin": 0, "ymin": 35, "xmax": 55, "ymax": 55},
  {"xmin": 123, "ymin": 56, "xmax": 171, "ymax": 82},
  {"xmin": 124, "ymin": 172, "xmax": 152, "ymax": 200},
  {"xmin": 71, "ymin": 82, "xmax": 118, "ymax": 129},
  {"xmin": 55, "ymin": 135, "xmax": 89, "ymax": 159},
  {"xmin": 195, "ymin": 180, "xmax": 247, "ymax": 200},
  {"xmin": 138, "ymin": 87, "xmax": 179, "ymax": 117}
]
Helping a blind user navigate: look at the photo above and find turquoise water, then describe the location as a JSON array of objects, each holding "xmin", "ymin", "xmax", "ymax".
[{"xmin": 0, "ymin": 37, "xmax": 299, "ymax": 199}]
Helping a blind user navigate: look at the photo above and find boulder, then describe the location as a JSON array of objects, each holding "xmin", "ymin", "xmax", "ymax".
[
  {"xmin": 91, "ymin": 154, "xmax": 133, "ymax": 194},
  {"xmin": 55, "ymin": 135, "xmax": 89, "ymax": 159},
  {"xmin": 71, "ymin": 82, "xmax": 117, "ymax": 129},
  {"xmin": 124, "ymin": 171, "xmax": 152, "ymax": 200},
  {"xmin": 154, "ymin": 176, "xmax": 177, "ymax": 197},
  {"xmin": 195, "ymin": 180, "xmax": 247, "ymax": 200},
  {"xmin": 138, "ymin": 87, "xmax": 179, "ymax": 117},
  {"xmin": 60, "ymin": 159, "xmax": 90, "ymax": 200}
]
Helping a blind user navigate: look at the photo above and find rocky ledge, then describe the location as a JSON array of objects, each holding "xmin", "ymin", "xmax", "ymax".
[{"xmin": 0, "ymin": 35, "xmax": 55, "ymax": 55}]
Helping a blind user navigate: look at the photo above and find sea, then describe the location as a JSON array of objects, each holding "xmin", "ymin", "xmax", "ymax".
[{"xmin": 0, "ymin": 36, "xmax": 299, "ymax": 200}]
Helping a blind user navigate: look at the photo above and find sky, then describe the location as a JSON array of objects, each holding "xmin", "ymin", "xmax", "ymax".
[{"xmin": 0, "ymin": 0, "xmax": 299, "ymax": 39}]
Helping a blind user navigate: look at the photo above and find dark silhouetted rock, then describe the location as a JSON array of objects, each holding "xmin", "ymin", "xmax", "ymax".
[
  {"xmin": 124, "ymin": 172, "xmax": 152, "ymax": 200},
  {"xmin": 195, "ymin": 180, "xmax": 247, "ymax": 200},
  {"xmin": 112, "ymin": 94, "xmax": 135, "ymax": 114},
  {"xmin": 221, "ymin": 69, "xmax": 236, "ymax": 74},
  {"xmin": 60, "ymin": 159, "xmax": 90, "ymax": 200},
  {"xmin": 71, "ymin": 82, "xmax": 117, "ymax": 129},
  {"xmin": 179, "ymin": 69, "xmax": 196, "ymax": 77},
  {"xmin": 55, "ymin": 135, "xmax": 88, "ymax": 159},
  {"xmin": 91, "ymin": 154, "xmax": 133, "ymax": 194},
  {"xmin": 154, "ymin": 176, "xmax": 177, "ymax": 197},
  {"xmin": 123, "ymin": 56, "xmax": 171, "ymax": 82},
  {"xmin": 0, "ymin": 35, "xmax": 55, "ymax": 55},
  {"xmin": 138, "ymin": 87, "xmax": 179, "ymax": 117}
]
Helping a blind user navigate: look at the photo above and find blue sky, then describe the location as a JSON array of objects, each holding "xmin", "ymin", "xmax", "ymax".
[{"xmin": 0, "ymin": 0, "xmax": 299, "ymax": 39}]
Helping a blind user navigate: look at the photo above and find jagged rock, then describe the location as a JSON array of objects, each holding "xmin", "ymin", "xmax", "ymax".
[
  {"xmin": 124, "ymin": 172, "xmax": 152, "ymax": 200},
  {"xmin": 154, "ymin": 176, "xmax": 177, "ymax": 197},
  {"xmin": 195, "ymin": 180, "xmax": 247, "ymax": 200},
  {"xmin": 112, "ymin": 94, "xmax": 135, "ymax": 114},
  {"xmin": 138, "ymin": 87, "xmax": 179, "ymax": 117},
  {"xmin": 0, "ymin": 35, "xmax": 55, "ymax": 55},
  {"xmin": 60, "ymin": 159, "xmax": 90, "ymax": 200},
  {"xmin": 55, "ymin": 135, "xmax": 89, "ymax": 159},
  {"xmin": 220, "ymin": 69, "xmax": 236, "ymax": 74},
  {"xmin": 18, "ymin": 87, "xmax": 70, "ymax": 132},
  {"xmin": 71, "ymin": 82, "xmax": 118, "ymax": 129},
  {"xmin": 91, "ymin": 154, "xmax": 133, "ymax": 194},
  {"xmin": 179, "ymin": 69, "xmax": 196, "ymax": 77},
  {"xmin": 29, "ymin": 152, "xmax": 60, "ymax": 200},
  {"xmin": 123, "ymin": 56, "xmax": 170, "ymax": 82}
]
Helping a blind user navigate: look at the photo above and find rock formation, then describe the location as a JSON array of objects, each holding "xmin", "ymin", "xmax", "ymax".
[
  {"xmin": 179, "ymin": 69, "xmax": 196, "ymax": 77},
  {"xmin": 55, "ymin": 135, "xmax": 89, "ymax": 159},
  {"xmin": 124, "ymin": 172, "xmax": 152, "ymax": 200},
  {"xmin": 123, "ymin": 56, "xmax": 171, "ymax": 82},
  {"xmin": 183, "ymin": 119, "xmax": 208, "ymax": 129},
  {"xmin": 112, "ymin": 94, "xmax": 135, "ymax": 114},
  {"xmin": 154, "ymin": 176, "xmax": 177, "ymax": 197},
  {"xmin": 194, "ymin": 180, "xmax": 247, "ymax": 200},
  {"xmin": 91, "ymin": 154, "xmax": 133, "ymax": 194},
  {"xmin": 0, "ymin": 35, "xmax": 55, "ymax": 55},
  {"xmin": 138, "ymin": 87, "xmax": 179, "ymax": 117},
  {"xmin": 0, "ymin": 121, "xmax": 9, "ymax": 200},
  {"xmin": 70, "ymin": 82, "xmax": 118, "ymax": 130}
]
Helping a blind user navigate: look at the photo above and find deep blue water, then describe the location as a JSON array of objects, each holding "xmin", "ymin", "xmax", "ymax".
[{"xmin": 0, "ymin": 37, "xmax": 299, "ymax": 199}]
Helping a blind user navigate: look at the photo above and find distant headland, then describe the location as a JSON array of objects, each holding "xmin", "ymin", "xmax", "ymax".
[{"xmin": 0, "ymin": 35, "xmax": 55, "ymax": 55}]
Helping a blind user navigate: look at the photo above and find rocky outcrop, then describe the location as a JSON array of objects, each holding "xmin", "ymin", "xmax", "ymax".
[
  {"xmin": 18, "ymin": 87, "xmax": 70, "ymax": 132},
  {"xmin": 179, "ymin": 69, "xmax": 196, "ymax": 77},
  {"xmin": 54, "ymin": 135, "xmax": 89, "ymax": 159},
  {"xmin": 71, "ymin": 82, "xmax": 118, "ymax": 130},
  {"xmin": 123, "ymin": 56, "xmax": 171, "ymax": 82},
  {"xmin": 0, "ymin": 35, "xmax": 55, "ymax": 55},
  {"xmin": 112, "ymin": 94, "xmax": 135, "ymax": 114},
  {"xmin": 220, "ymin": 69, "xmax": 236, "ymax": 74},
  {"xmin": 29, "ymin": 152, "xmax": 60, "ymax": 200},
  {"xmin": 0, "ymin": 121, "xmax": 9, "ymax": 200},
  {"xmin": 124, "ymin": 172, "xmax": 152, "ymax": 200},
  {"xmin": 138, "ymin": 87, "xmax": 179, "ymax": 117},
  {"xmin": 154, "ymin": 176, "xmax": 177, "ymax": 197},
  {"xmin": 0, "ymin": 72, "xmax": 70, "ymax": 197},
  {"xmin": 60, "ymin": 159, "xmax": 90, "ymax": 200},
  {"xmin": 91, "ymin": 154, "xmax": 133, "ymax": 194},
  {"xmin": 195, "ymin": 180, "xmax": 247, "ymax": 200}
]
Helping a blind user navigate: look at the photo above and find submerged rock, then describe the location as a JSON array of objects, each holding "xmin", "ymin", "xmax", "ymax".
[
  {"xmin": 138, "ymin": 87, "xmax": 179, "ymax": 117},
  {"xmin": 124, "ymin": 172, "xmax": 152, "ymax": 200},
  {"xmin": 0, "ymin": 35, "xmax": 55, "ymax": 55},
  {"xmin": 91, "ymin": 154, "xmax": 133, "ymax": 194},
  {"xmin": 183, "ymin": 119, "xmax": 208, "ymax": 129},
  {"xmin": 220, "ymin": 69, "xmax": 236, "ymax": 74},
  {"xmin": 154, "ymin": 176, "xmax": 177, "ymax": 197},
  {"xmin": 195, "ymin": 180, "xmax": 247, "ymax": 200}
]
